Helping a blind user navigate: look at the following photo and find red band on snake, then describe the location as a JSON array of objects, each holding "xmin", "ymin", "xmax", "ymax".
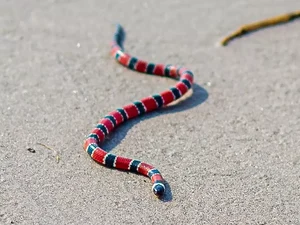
[{"xmin": 83, "ymin": 24, "xmax": 194, "ymax": 197}]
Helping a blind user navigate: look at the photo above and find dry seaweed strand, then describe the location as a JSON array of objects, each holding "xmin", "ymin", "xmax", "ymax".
[
  {"xmin": 36, "ymin": 142, "xmax": 61, "ymax": 163},
  {"xmin": 36, "ymin": 142, "xmax": 53, "ymax": 150},
  {"xmin": 219, "ymin": 10, "xmax": 300, "ymax": 46}
]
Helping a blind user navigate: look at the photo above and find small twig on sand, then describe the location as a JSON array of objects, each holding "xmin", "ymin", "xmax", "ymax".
[{"xmin": 218, "ymin": 10, "xmax": 300, "ymax": 46}]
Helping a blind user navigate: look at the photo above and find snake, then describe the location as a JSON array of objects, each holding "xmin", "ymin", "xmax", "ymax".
[
  {"xmin": 83, "ymin": 24, "xmax": 194, "ymax": 197},
  {"xmin": 83, "ymin": 10, "xmax": 299, "ymax": 198}
]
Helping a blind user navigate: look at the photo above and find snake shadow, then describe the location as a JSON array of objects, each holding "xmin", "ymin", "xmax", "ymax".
[{"xmin": 100, "ymin": 83, "xmax": 208, "ymax": 202}]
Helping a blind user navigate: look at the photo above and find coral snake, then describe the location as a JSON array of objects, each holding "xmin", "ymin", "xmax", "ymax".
[
  {"xmin": 83, "ymin": 10, "xmax": 300, "ymax": 198},
  {"xmin": 83, "ymin": 24, "xmax": 194, "ymax": 197}
]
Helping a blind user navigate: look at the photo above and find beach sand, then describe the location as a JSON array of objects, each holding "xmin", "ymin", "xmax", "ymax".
[{"xmin": 1, "ymin": 0, "xmax": 300, "ymax": 224}]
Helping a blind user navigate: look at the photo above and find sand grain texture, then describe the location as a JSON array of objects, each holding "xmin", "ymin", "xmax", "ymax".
[{"xmin": 1, "ymin": 0, "xmax": 300, "ymax": 224}]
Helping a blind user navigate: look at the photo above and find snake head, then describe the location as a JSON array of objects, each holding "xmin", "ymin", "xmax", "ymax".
[{"xmin": 152, "ymin": 182, "xmax": 165, "ymax": 197}]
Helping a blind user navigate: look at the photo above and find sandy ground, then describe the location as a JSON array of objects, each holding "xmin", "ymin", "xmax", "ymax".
[{"xmin": 1, "ymin": 0, "xmax": 300, "ymax": 224}]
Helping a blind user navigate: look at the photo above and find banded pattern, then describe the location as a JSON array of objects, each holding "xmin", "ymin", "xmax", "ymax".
[{"xmin": 84, "ymin": 24, "xmax": 194, "ymax": 197}]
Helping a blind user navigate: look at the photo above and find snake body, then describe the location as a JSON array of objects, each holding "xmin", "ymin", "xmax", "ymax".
[{"xmin": 83, "ymin": 24, "xmax": 194, "ymax": 197}]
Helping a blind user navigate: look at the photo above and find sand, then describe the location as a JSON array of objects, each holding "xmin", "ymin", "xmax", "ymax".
[{"xmin": 1, "ymin": 0, "xmax": 300, "ymax": 224}]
